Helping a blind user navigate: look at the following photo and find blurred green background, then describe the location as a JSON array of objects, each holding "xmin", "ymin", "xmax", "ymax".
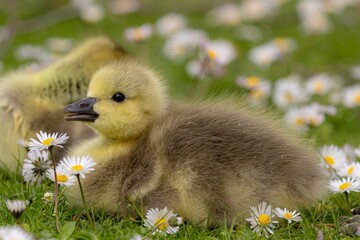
[{"xmin": 1, "ymin": 0, "xmax": 360, "ymax": 145}]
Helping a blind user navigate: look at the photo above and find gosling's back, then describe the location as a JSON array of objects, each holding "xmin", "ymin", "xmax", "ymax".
[{"xmin": 144, "ymin": 100, "xmax": 326, "ymax": 223}]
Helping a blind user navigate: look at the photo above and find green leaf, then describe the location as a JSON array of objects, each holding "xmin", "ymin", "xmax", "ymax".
[{"xmin": 60, "ymin": 221, "xmax": 76, "ymax": 240}]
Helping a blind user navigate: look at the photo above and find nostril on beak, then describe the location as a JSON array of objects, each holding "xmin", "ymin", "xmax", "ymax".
[
  {"xmin": 79, "ymin": 102, "xmax": 89, "ymax": 108},
  {"xmin": 64, "ymin": 97, "xmax": 96, "ymax": 114}
]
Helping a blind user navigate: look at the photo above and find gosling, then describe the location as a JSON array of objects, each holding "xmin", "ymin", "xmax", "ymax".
[
  {"xmin": 64, "ymin": 60, "xmax": 327, "ymax": 226},
  {"xmin": 0, "ymin": 36, "xmax": 127, "ymax": 171}
]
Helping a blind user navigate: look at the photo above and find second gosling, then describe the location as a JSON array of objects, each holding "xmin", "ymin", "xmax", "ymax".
[{"xmin": 64, "ymin": 60, "xmax": 327, "ymax": 226}]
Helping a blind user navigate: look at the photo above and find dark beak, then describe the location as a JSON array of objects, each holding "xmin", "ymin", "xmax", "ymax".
[{"xmin": 64, "ymin": 97, "xmax": 99, "ymax": 122}]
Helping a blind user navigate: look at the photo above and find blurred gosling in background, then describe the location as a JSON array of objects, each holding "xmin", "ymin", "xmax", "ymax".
[{"xmin": 0, "ymin": 36, "xmax": 128, "ymax": 172}]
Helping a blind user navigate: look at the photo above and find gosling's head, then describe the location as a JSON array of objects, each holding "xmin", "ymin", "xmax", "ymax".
[{"xmin": 64, "ymin": 60, "xmax": 167, "ymax": 140}]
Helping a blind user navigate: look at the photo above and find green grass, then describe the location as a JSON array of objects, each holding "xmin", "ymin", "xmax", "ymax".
[
  {"xmin": 2, "ymin": 0, "xmax": 360, "ymax": 239},
  {"xmin": 1, "ymin": 169, "xmax": 359, "ymax": 239}
]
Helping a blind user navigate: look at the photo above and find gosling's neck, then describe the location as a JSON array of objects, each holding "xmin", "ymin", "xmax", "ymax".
[{"xmin": 71, "ymin": 135, "xmax": 138, "ymax": 166}]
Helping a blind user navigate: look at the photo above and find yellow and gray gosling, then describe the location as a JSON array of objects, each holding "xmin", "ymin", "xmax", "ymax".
[
  {"xmin": 0, "ymin": 36, "xmax": 128, "ymax": 172},
  {"xmin": 64, "ymin": 60, "xmax": 327, "ymax": 226}
]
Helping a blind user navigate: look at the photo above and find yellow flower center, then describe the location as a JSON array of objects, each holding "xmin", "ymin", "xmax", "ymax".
[
  {"xmin": 42, "ymin": 138, "xmax": 54, "ymax": 146},
  {"xmin": 355, "ymin": 94, "xmax": 360, "ymax": 104},
  {"xmin": 314, "ymin": 81, "xmax": 324, "ymax": 92},
  {"xmin": 57, "ymin": 174, "xmax": 68, "ymax": 183},
  {"xmin": 274, "ymin": 37, "xmax": 288, "ymax": 51},
  {"xmin": 71, "ymin": 165, "xmax": 83, "ymax": 172},
  {"xmin": 339, "ymin": 182, "xmax": 351, "ymax": 191},
  {"xmin": 324, "ymin": 156, "xmax": 334, "ymax": 166},
  {"xmin": 250, "ymin": 90, "xmax": 264, "ymax": 100},
  {"xmin": 258, "ymin": 214, "xmax": 270, "ymax": 225},
  {"xmin": 207, "ymin": 49, "xmax": 217, "ymax": 60},
  {"xmin": 134, "ymin": 29, "xmax": 144, "ymax": 41},
  {"xmin": 246, "ymin": 76, "xmax": 260, "ymax": 87},
  {"xmin": 226, "ymin": 16, "xmax": 240, "ymax": 26},
  {"xmin": 43, "ymin": 194, "xmax": 53, "ymax": 203},
  {"xmin": 284, "ymin": 92, "xmax": 293, "ymax": 103},
  {"xmin": 295, "ymin": 117, "xmax": 305, "ymax": 126},
  {"xmin": 309, "ymin": 117, "xmax": 318, "ymax": 126},
  {"xmin": 283, "ymin": 212, "xmax": 293, "ymax": 220},
  {"xmin": 155, "ymin": 218, "xmax": 168, "ymax": 231},
  {"xmin": 173, "ymin": 45, "xmax": 185, "ymax": 55}
]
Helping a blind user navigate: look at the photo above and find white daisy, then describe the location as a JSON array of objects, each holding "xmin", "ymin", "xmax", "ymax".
[
  {"xmin": 248, "ymin": 42, "xmax": 280, "ymax": 68},
  {"xmin": 311, "ymin": 103, "xmax": 337, "ymax": 116},
  {"xmin": 286, "ymin": 103, "xmax": 336, "ymax": 131},
  {"xmin": 273, "ymin": 76, "xmax": 309, "ymax": 108},
  {"xmin": 5, "ymin": 200, "xmax": 28, "ymax": 219},
  {"xmin": 240, "ymin": 0, "xmax": 283, "ymax": 21},
  {"xmin": 342, "ymin": 85, "xmax": 360, "ymax": 108},
  {"xmin": 329, "ymin": 177, "xmax": 360, "ymax": 193},
  {"xmin": 303, "ymin": 105, "xmax": 325, "ymax": 127},
  {"xmin": 80, "ymin": 4, "xmax": 105, "ymax": 23},
  {"xmin": 248, "ymin": 37, "xmax": 295, "ymax": 68},
  {"xmin": 107, "ymin": 0, "xmax": 140, "ymax": 15},
  {"xmin": 354, "ymin": 146, "xmax": 360, "ymax": 158},
  {"xmin": 342, "ymin": 144, "xmax": 357, "ymax": 162},
  {"xmin": 17, "ymin": 139, "xmax": 29, "ymax": 149},
  {"xmin": 350, "ymin": 66, "xmax": 360, "ymax": 80},
  {"xmin": 274, "ymin": 208, "xmax": 302, "ymax": 224},
  {"xmin": 208, "ymin": 3, "xmax": 242, "ymax": 26},
  {"xmin": 300, "ymin": 13, "xmax": 330, "ymax": 35},
  {"xmin": 285, "ymin": 107, "xmax": 309, "ymax": 131},
  {"xmin": 297, "ymin": 0, "xmax": 330, "ymax": 34},
  {"xmin": 248, "ymin": 81, "xmax": 272, "ymax": 104},
  {"xmin": 59, "ymin": 155, "xmax": 96, "ymax": 179},
  {"xmin": 42, "ymin": 192, "xmax": 54, "ymax": 203},
  {"xmin": 186, "ymin": 59, "xmax": 225, "ymax": 79},
  {"xmin": 246, "ymin": 202, "xmax": 277, "ymax": 237},
  {"xmin": 0, "ymin": 225, "xmax": 34, "ymax": 240},
  {"xmin": 186, "ymin": 60, "xmax": 203, "ymax": 77},
  {"xmin": 129, "ymin": 234, "xmax": 143, "ymax": 240},
  {"xmin": 163, "ymin": 28, "xmax": 207, "ymax": 61},
  {"xmin": 15, "ymin": 44, "xmax": 53, "ymax": 63},
  {"xmin": 156, "ymin": 13, "xmax": 187, "ymax": 36},
  {"xmin": 46, "ymin": 168, "xmax": 76, "ymax": 186},
  {"xmin": 320, "ymin": 145, "xmax": 347, "ymax": 171},
  {"xmin": 324, "ymin": 0, "xmax": 357, "ymax": 13},
  {"xmin": 305, "ymin": 73, "xmax": 334, "ymax": 96},
  {"xmin": 124, "ymin": 24, "xmax": 153, "ymax": 42},
  {"xmin": 46, "ymin": 37, "xmax": 73, "ymax": 53},
  {"xmin": 22, "ymin": 150, "xmax": 51, "ymax": 184},
  {"xmin": 337, "ymin": 163, "xmax": 360, "ymax": 179},
  {"xmin": 144, "ymin": 207, "xmax": 182, "ymax": 235},
  {"xmin": 71, "ymin": 0, "xmax": 105, "ymax": 23},
  {"xmin": 236, "ymin": 76, "xmax": 263, "ymax": 90},
  {"xmin": 236, "ymin": 76, "xmax": 271, "ymax": 104},
  {"xmin": 28, "ymin": 131, "xmax": 69, "ymax": 151},
  {"xmin": 201, "ymin": 39, "xmax": 236, "ymax": 66},
  {"xmin": 271, "ymin": 37, "xmax": 296, "ymax": 54}
]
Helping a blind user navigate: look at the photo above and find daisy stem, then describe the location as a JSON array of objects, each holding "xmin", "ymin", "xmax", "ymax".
[
  {"xmin": 128, "ymin": 197, "xmax": 144, "ymax": 221},
  {"xmin": 344, "ymin": 192, "xmax": 351, "ymax": 211},
  {"xmin": 76, "ymin": 175, "xmax": 94, "ymax": 227},
  {"xmin": 49, "ymin": 149, "xmax": 60, "ymax": 232},
  {"xmin": 288, "ymin": 224, "xmax": 291, "ymax": 238},
  {"xmin": 16, "ymin": 218, "xmax": 22, "ymax": 225}
]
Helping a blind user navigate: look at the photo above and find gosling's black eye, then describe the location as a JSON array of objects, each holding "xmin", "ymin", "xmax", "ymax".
[{"xmin": 111, "ymin": 92, "xmax": 126, "ymax": 103}]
